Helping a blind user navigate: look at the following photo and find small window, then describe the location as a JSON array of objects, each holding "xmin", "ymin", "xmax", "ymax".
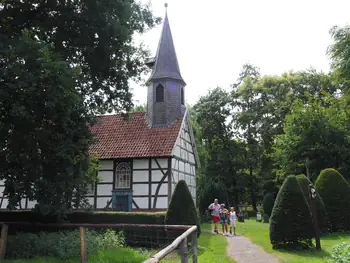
[
  {"xmin": 181, "ymin": 87, "xmax": 184, "ymax": 105},
  {"xmin": 115, "ymin": 162, "xmax": 131, "ymax": 189},
  {"xmin": 156, "ymin": 84, "xmax": 164, "ymax": 102}
]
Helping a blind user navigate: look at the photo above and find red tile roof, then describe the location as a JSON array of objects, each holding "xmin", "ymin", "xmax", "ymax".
[{"xmin": 89, "ymin": 112, "xmax": 182, "ymax": 159}]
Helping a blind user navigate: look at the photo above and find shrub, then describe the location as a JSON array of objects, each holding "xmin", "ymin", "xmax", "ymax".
[
  {"xmin": 263, "ymin": 180, "xmax": 278, "ymax": 196},
  {"xmin": 0, "ymin": 210, "xmax": 167, "ymax": 247},
  {"xmin": 330, "ymin": 242, "xmax": 350, "ymax": 263},
  {"xmin": 6, "ymin": 229, "xmax": 124, "ymax": 259},
  {"xmin": 296, "ymin": 174, "xmax": 330, "ymax": 233},
  {"xmin": 315, "ymin": 168, "xmax": 350, "ymax": 232},
  {"xmin": 269, "ymin": 175, "xmax": 314, "ymax": 249},
  {"xmin": 263, "ymin": 192, "xmax": 275, "ymax": 217},
  {"xmin": 165, "ymin": 180, "xmax": 201, "ymax": 237}
]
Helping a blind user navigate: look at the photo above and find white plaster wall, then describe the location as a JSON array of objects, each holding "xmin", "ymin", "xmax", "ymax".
[
  {"xmin": 133, "ymin": 170, "xmax": 148, "ymax": 182},
  {"xmin": 151, "ymin": 158, "xmax": 168, "ymax": 169},
  {"xmin": 133, "ymin": 184, "xmax": 149, "ymax": 196},
  {"xmin": 152, "ymin": 197, "xmax": 168, "ymax": 209},
  {"xmin": 96, "ymin": 197, "xmax": 111, "ymax": 209},
  {"xmin": 152, "ymin": 170, "xmax": 164, "ymax": 181},
  {"xmin": 151, "ymin": 183, "xmax": 167, "ymax": 195},
  {"xmin": 98, "ymin": 171, "xmax": 113, "ymax": 183},
  {"xmin": 99, "ymin": 160, "xmax": 113, "ymax": 170},
  {"xmin": 97, "ymin": 184, "xmax": 113, "ymax": 196},
  {"xmin": 133, "ymin": 197, "xmax": 148, "ymax": 209},
  {"xmin": 133, "ymin": 159, "xmax": 149, "ymax": 169}
]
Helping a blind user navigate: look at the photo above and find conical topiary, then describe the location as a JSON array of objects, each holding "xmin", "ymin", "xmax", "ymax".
[
  {"xmin": 315, "ymin": 168, "xmax": 350, "ymax": 232},
  {"xmin": 165, "ymin": 180, "xmax": 201, "ymax": 238},
  {"xmin": 296, "ymin": 174, "xmax": 330, "ymax": 233},
  {"xmin": 263, "ymin": 192, "xmax": 275, "ymax": 217},
  {"xmin": 270, "ymin": 175, "xmax": 314, "ymax": 249}
]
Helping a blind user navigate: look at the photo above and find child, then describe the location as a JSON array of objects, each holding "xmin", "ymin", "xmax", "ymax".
[
  {"xmin": 229, "ymin": 207, "xmax": 237, "ymax": 236},
  {"xmin": 219, "ymin": 203, "xmax": 229, "ymax": 236}
]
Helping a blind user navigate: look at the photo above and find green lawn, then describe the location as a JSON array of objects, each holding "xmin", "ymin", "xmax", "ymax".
[
  {"xmin": 3, "ymin": 232, "xmax": 235, "ymax": 263},
  {"xmin": 202, "ymin": 219, "xmax": 350, "ymax": 263}
]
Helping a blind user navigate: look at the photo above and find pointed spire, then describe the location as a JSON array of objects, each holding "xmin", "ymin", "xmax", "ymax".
[{"xmin": 147, "ymin": 3, "xmax": 185, "ymax": 84}]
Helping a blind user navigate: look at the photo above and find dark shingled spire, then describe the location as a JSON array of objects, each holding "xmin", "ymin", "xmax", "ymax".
[{"xmin": 147, "ymin": 4, "xmax": 185, "ymax": 84}]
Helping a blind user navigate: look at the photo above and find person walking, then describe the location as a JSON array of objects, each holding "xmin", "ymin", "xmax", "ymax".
[
  {"xmin": 208, "ymin": 199, "xmax": 220, "ymax": 234},
  {"xmin": 229, "ymin": 207, "xmax": 237, "ymax": 236},
  {"xmin": 219, "ymin": 204, "xmax": 229, "ymax": 236}
]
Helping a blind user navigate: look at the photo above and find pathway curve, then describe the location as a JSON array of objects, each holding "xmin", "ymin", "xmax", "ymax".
[{"xmin": 203, "ymin": 230, "xmax": 279, "ymax": 263}]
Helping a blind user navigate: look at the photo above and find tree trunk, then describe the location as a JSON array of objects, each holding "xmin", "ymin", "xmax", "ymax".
[{"xmin": 249, "ymin": 166, "xmax": 257, "ymax": 211}]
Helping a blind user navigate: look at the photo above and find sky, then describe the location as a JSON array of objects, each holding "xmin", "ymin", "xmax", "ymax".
[{"xmin": 130, "ymin": 0, "xmax": 350, "ymax": 107}]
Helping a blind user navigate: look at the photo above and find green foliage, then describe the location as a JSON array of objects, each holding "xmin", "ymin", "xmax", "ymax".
[
  {"xmin": 0, "ymin": 0, "xmax": 160, "ymax": 114},
  {"xmin": 0, "ymin": 30, "xmax": 97, "ymax": 217},
  {"xmin": 315, "ymin": 168, "xmax": 350, "ymax": 232},
  {"xmin": 6, "ymin": 229, "xmax": 125, "ymax": 259},
  {"xmin": 165, "ymin": 180, "xmax": 201, "ymax": 237},
  {"xmin": 270, "ymin": 175, "xmax": 314, "ymax": 249},
  {"xmin": 296, "ymin": 174, "xmax": 330, "ymax": 233},
  {"xmin": 262, "ymin": 193, "xmax": 274, "ymax": 217},
  {"xmin": 331, "ymin": 242, "xmax": 350, "ymax": 263},
  {"xmin": 274, "ymin": 94, "xmax": 350, "ymax": 181}
]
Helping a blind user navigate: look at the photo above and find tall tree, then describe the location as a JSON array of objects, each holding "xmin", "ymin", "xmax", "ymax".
[
  {"xmin": 0, "ymin": 31, "xmax": 99, "ymax": 216},
  {"xmin": 232, "ymin": 64, "xmax": 263, "ymax": 210},
  {"xmin": 0, "ymin": 0, "xmax": 160, "ymax": 114}
]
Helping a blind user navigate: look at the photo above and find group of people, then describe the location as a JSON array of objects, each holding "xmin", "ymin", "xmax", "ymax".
[{"xmin": 208, "ymin": 198, "xmax": 237, "ymax": 236}]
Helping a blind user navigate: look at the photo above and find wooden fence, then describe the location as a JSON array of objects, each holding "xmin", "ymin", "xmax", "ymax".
[
  {"xmin": 0, "ymin": 222, "xmax": 194, "ymax": 263},
  {"xmin": 143, "ymin": 225, "xmax": 197, "ymax": 263}
]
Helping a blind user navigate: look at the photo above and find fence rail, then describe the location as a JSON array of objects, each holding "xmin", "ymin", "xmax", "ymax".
[
  {"xmin": 0, "ymin": 222, "xmax": 194, "ymax": 263},
  {"xmin": 143, "ymin": 225, "xmax": 197, "ymax": 263}
]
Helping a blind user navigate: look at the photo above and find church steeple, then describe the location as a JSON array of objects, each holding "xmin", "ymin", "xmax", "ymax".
[
  {"xmin": 146, "ymin": 3, "xmax": 186, "ymax": 128},
  {"xmin": 146, "ymin": 3, "xmax": 185, "ymax": 85}
]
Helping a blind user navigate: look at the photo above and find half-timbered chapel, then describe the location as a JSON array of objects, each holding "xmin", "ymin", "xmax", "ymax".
[{"xmin": 0, "ymin": 5, "xmax": 199, "ymax": 212}]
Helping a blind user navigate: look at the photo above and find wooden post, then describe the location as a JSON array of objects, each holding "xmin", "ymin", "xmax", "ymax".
[
  {"xmin": 179, "ymin": 237, "xmax": 189, "ymax": 263},
  {"xmin": 0, "ymin": 224, "xmax": 8, "ymax": 260},
  {"xmin": 191, "ymin": 230, "xmax": 198, "ymax": 263},
  {"xmin": 80, "ymin": 227, "xmax": 87, "ymax": 263}
]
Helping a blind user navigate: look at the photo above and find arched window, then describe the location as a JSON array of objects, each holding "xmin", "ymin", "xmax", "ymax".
[
  {"xmin": 181, "ymin": 87, "xmax": 184, "ymax": 105},
  {"xmin": 155, "ymin": 84, "xmax": 164, "ymax": 102},
  {"xmin": 115, "ymin": 162, "xmax": 131, "ymax": 189}
]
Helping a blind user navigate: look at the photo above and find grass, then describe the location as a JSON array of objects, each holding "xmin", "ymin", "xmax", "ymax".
[
  {"xmin": 3, "ymin": 232, "xmax": 235, "ymax": 263},
  {"xmin": 202, "ymin": 219, "xmax": 350, "ymax": 263}
]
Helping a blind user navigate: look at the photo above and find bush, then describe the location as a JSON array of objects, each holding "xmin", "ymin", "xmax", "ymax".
[
  {"xmin": 270, "ymin": 175, "xmax": 314, "ymax": 249},
  {"xmin": 330, "ymin": 242, "xmax": 350, "ymax": 263},
  {"xmin": 296, "ymin": 174, "xmax": 330, "ymax": 233},
  {"xmin": 6, "ymin": 229, "xmax": 124, "ymax": 259},
  {"xmin": 165, "ymin": 180, "xmax": 201, "ymax": 237},
  {"xmin": 315, "ymin": 168, "xmax": 350, "ymax": 232},
  {"xmin": 263, "ymin": 192, "xmax": 275, "ymax": 217},
  {"xmin": 0, "ymin": 211, "xmax": 167, "ymax": 247}
]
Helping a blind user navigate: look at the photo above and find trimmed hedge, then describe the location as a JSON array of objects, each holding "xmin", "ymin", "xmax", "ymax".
[
  {"xmin": 263, "ymin": 192, "xmax": 275, "ymax": 217},
  {"xmin": 315, "ymin": 168, "xmax": 350, "ymax": 232},
  {"xmin": 270, "ymin": 175, "xmax": 314, "ymax": 249},
  {"xmin": 296, "ymin": 174, "xmax": 330, "ymax": 233},
  {"xmin": 0, "ymin": 210, "xmax": 168, "ymax": 248},
  {"xmin": 165, "ymin": 180, "xmax": 201, "ymax": 237}
]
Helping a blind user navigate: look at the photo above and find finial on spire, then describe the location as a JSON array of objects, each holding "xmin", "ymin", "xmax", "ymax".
[{"xmin": 164, "ymin": 2, "xmax": 168, "ymax": 8}]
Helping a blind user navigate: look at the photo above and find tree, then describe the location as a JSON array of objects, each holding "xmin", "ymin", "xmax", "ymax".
[
  {"xmin": 232, "ymin": 63, "xmax": 263, "ymax": 210},
  {"xmin": 274, "ymin": 94, "xmax": 350, "ymax": 181},
  {"xmin": 165, "ymin": 180, "xmax": 200, "ymax": 237},
  {"xmin": 0, "ymin": 0, "xmax": 160, "ymax": 114},
  {"xmin": 263, "ymin": 192, "xmax": 274, "ymax": 217},
  {"xmin": 315, "ymin": 168, "xmax": 350, "ymax": 232},
  {"xmin": 193, "ymin": 87, "xmax": 245, "ymax": 209},
  {"xmin": 270, "ymin": 175, "xmax": 313, "ymax": 249},
  {"xmin": 0, "ymin": 30, "xmax": 99, "ymax": 217},
  {"xmin": 296, "ymin": 174, "xmax": 330, "ymax": 233}
]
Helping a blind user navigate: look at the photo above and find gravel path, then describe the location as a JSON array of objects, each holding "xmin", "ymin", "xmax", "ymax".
[
  {"xmin": 203, "ymin": 230, "xmax": 279, "ymax": 263},
  {"xmin": 226, "ymin": 235, "xmax": 279, "ymax": 263}
]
